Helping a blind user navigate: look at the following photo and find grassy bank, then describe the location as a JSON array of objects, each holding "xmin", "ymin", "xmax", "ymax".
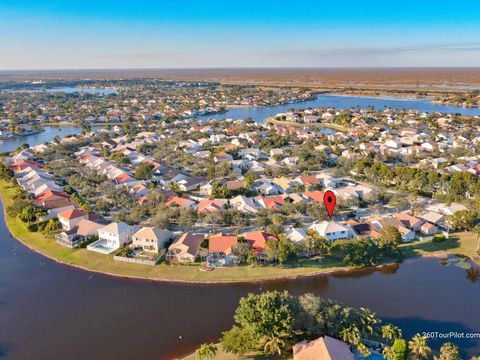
[
  {"xmin": 400, "ymin": 232, "xmax": 480, "ymax": 262},
  {"xmin": 2, "ymin": 178, "xmax": 478, "ymax": 283}
]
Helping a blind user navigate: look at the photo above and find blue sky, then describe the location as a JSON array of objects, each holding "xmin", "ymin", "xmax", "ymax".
[{"xmin": 1, "ymin": 0, "xmax": 480, "ymax": 69}]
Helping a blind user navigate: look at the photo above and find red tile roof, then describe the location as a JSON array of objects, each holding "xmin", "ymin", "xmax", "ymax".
[
  {"xmin": 243, "ymin": 231, "xmax": 275, "ymax": 255},
  {"xmin": 208, "ymin": 233, "xmax": 238, "ymax": 255},
  {"xmin": 58, "ymin": 208, "xmax": 88, "ymax": 220},
  {"xmin": 298, "ymin": 175, "xmax": 320, "ymax": 187},
  {"xmin": 197, "ymin": 198, "xmax": 224, "ymax": 214},
  {"xmin": 303, "ymin": 190, "xmax": 324, "ymax": 202}
]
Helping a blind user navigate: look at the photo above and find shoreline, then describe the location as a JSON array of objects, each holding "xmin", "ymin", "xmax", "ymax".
[
  {"xmin": 0, "ymin": 184, "xmax": 393, "ymax": 285},
  {"xmin": 1, "ymin": 181, "xmax": 477, "ymax": 284}
]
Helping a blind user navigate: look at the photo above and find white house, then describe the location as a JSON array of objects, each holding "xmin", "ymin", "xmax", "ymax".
[
  {"xmin": 87, "ymin": 222, "xmax": 138, "ymax": 254},
  {"xmin": 285, "ymin": 227, "xmax": 308, "ymax": 243},
  {"xmin": 230, "ymin": 195, "xmax": 259, "ymax": 213},
  {"xmin": 308, "ymin": 221, "xmax": 355, "ymax": 243},
  {"xmin": 57, "ymin": 208, "xmax": 88, "ymax": 231}
]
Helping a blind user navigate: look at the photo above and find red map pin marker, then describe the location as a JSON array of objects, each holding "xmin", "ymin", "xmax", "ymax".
[{"xmin": 323, "ymin": 190, "xmax": 336, "ymax": 220}]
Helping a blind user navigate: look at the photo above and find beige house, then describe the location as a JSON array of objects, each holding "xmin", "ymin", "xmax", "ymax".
[
  {"xmin": 166, "ymin": 233, "xmax": 205, "ymax": 263},
  {"xmin": 131, "ymin": 227, "xmax": 174, "ymax": 253}
]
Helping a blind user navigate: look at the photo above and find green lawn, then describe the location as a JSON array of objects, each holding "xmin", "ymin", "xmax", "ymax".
[
  {"xmin": 2, "ymin": 178, "xmax": 479, "ymax": 283},
  {"xmin": 400, "ymin": 232, "xmax": 480, "ymax": 262}
]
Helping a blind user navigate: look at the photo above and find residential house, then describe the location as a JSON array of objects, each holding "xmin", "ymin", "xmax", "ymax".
[
  {"xmin": 197, "ymin": 198, "xmax": 226, "ymax": 214},
  {"xmin": 272, "ymin": 177, "xmax": 297, "ymax": 193},
  {"xmin": 420, "ymin": 222, "xmax": 438, "ymax": 235},
  {"xmin": 295, "ymin": 175, "xmax": 321, "ymax": 190},
  {"xmin": 394, "ymin": 212, "xmax": 424, "ymax": 231},
  {"xmin": 164, "ymin": 196, "xmax": 196, "ymax": 208},
  {"xmin": 292, "ymin": 336, "xmax": 354, "ymax": 360},
  {"xmin": 371, "ymin": 217, "xmax": 416, "ymax": 242},
  {"xmin": 255, "ymin": 195, "xmax": 286, "ymax": 210},
  {"xmin": 420, "ymin": 211, "xmax": 446, "ymax": 229},
  {"xmin": 57, "ymin": 208, "xmax": 88, "ymax": 231},
  {"xmin": 308, "ymin": 221, "xmax": 355, "ymax": 243},
  {"xmin": 33, "ymin": 190, "xmax": 71, "ymax": 210},
  {"xmin": 283, "ymin": 156, "xmax": 299, "ymax": 167},
  {"xmin": 207, "ymin": 233, "xmax": 238, "ymax": 266},
  {"xmin": 56, "ymin": 219, "xmax": 106, "ymax": 248},
  {"xmin": 176, "ymin": 176, "xmax": 208, "ymax": 192},
  {"xmin": 87, "ymin": 222, "xmax": 138, "ymax": 254},
  {"xmin": 166, "ymin": 233, "xmax": 205, "ymax": 263},
  {"xmin": 303, "ymin": 190, "xmax": 324, "ymax": 203},
  {"xmin": 243, "ymin": 231, "xmax": 274, "ymax": 258},
  {"xmin": 285, "ymin": 227, "xmax": 308, "ymax": 243},
  {"xmin": 347, "ymin": 220, "xmax": 381, "ymax": 239},
  {"xmin": 131, "ymin": 227, "xmax": 174, "ymax": 253},
  {"xmin": 230, "ymin": 195, "xmax": 259, "ymax": 213},
  {"xmin": 253, "ymin": 180, "xmax": 282, "ymax": 195}
]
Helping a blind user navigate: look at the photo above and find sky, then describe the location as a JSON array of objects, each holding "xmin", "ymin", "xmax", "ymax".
[{"xmin": 1, "ymin": 0, "xmax": 480, "ymax": 69}]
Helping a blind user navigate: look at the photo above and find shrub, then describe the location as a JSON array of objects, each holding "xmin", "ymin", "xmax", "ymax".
[
  {"xmin": 433, "ymin": 234, "xmax": 446, "ymax": 242},
  {"xmin": 26, "ymin": 223, "xmax": 38, "ymax": 232}
]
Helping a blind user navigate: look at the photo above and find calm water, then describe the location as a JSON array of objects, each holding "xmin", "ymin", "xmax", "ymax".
[
  {"xmin": 4, "ymin": 87, "xmax": 118, "ymax": 95},
  {"xmin": 0, "ymin": 198, "xmax": 479, "ymax": 359},
  {"xmin": 45, "ymin": 87, "xmax": 118, "ymax": 95},
  {"xmin": 0, "ymin": 126, "xmax": 103, "ymax": 153},
  {"xmin": 196, "ymin": 94, "xmax": 480, "ymax": 122}
]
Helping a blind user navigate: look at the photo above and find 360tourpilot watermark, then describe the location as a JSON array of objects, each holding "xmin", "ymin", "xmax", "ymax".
[{"xmin": 422, "ymin": 331, "xmax": 480, "ymax": 339}]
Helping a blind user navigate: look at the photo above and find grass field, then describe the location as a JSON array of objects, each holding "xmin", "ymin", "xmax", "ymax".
[
  {"xmin": 400, "ymin": 232, "xmax": 480, "ymax": 262},
  {"xmin": 2, "ymin": 179, "xmax": 478, "ymax": 283}
]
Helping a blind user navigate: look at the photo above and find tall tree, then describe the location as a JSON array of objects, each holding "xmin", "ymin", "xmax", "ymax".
[
  {"xmin": 195, "ymin": 343, "xmax": 217, "ymax": 360},
  {"xmin": 408, "ymin": 334, "xmax": 431, "ymax": 360},
  {"xmin": 381, "ymin": 324, "xmax": 402, "ymax": 344},
  {"xmin": 439, "ymin": 342, "xmax": 461, "ymax": 360}
]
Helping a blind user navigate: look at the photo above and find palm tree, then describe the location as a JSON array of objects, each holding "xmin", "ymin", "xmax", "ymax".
[
  {"xmin": 340, "ymin": 325, "xmax": 361, "ymax": 346},
  {"xmin": 359, "ymin": 307, "xmax": 378, "ymax": 337},
  {"xmin": 381, "ymin": 324, "xmax": 402, "ymax": 343},
  {"xmin": 169, "ymin": 182, "xmax": 181, "ymax": 194},
  {"xmin": 81, "ymin": 123, "xmax": 92, "ymax": 135},
  {"xmin": 408, "ymin": 334, "xmax": 431, "ymax": 359},
  {"xmin": 195, "ymin": 343, "xmax": 217, "ymax": 360},
  {"xmin": 263, "ymin": 332, "xmax": 287, "ymax": 355},
  {"xmin": 357, "ymin": 343, "xmax": 371, "ymax": 357},
  {"xmin": 382, "ymin": 346, "xmax": 394, "ymax": 360},
  {"xmin": 20, "ymin": 205, "xmax": 36, "ymax": 223}
]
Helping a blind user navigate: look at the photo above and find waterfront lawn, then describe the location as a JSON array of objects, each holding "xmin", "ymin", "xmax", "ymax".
[{"xmin": 400, "ymin": 232, "xmax": 479, "ymax": 261}]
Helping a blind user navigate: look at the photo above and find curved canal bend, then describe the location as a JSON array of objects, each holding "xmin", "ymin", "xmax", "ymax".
[{"xmin": 1, "ymin": 198, "xmax": 480, "ymax": 359}]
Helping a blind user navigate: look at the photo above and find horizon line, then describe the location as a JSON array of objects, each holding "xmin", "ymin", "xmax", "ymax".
[{"xmin": 2, "ymin": 65, "xmax": 480, "ymax": 73}]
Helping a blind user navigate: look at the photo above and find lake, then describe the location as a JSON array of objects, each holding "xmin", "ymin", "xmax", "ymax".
[
  {"xmin": 0, "ymin": 198, "xmax": 479, "ymax": 359},
  {"xmin": 3, "ymin": 87, "xmax": 118, "ymax": 95},
  {"xmin": 0, "ymin": 126, "xmax": 103, "ymax": 153},
  {"xmin": 196, "ymin": 94, "xmax": 480, "ymax": 122}
]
